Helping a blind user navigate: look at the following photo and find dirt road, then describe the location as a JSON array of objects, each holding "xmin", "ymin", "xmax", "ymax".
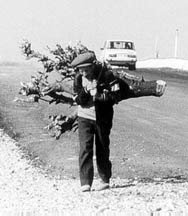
[{"xmin": 0, "ymin": 63, "xmax": 188, "ymax": 181}]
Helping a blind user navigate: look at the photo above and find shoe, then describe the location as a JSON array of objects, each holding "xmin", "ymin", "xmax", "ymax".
[
  {"xmin": 95, "ymin": 181, "xmax": 110, "ymax": 191},
  {"xmin": 81, "ymin": 184, "xmax": 91, "ymax": 192}
]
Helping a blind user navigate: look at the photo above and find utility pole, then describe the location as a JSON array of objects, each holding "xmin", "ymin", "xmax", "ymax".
[
  {"xmin": 174, "ymin": 29, "xmax": 179, "ymax": 58},
  {"xmin": 155, "ymin": 36, "xmax": 159, "ymax": 58}
]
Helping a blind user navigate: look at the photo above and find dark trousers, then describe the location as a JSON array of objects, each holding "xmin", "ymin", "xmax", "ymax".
[{"xmin": 78, "ymin": 116, "xmax": 112, "ymax": 186}]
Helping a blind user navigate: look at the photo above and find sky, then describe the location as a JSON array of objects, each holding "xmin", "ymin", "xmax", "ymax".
[{"xmin": 0, "ymin": 0, "xmax": 188, "ymax": 61}]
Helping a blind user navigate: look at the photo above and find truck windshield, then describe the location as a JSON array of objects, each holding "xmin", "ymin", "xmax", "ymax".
[{"xmin": 107, "ymin": 41, "xmax": 134, "ymax": 50}]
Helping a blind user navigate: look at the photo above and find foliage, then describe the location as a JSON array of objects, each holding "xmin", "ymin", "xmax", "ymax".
[{"xmin": 19, "ymin": 40, "xmax": 89, "ymax": 138}]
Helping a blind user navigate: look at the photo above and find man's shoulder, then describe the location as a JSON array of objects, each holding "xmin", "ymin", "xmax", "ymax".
[{"xmin": 102, "ymin": 68, "xmax": 114, "ymax": 82}]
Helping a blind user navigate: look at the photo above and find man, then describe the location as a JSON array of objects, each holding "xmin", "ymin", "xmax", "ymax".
[
  {"xmin": 42, "ymin": 51, "xmax": 166, "ymax": 192},
  {"xmin": 71, "ymin": 52, "xmax": 121, "ymax": 192}
]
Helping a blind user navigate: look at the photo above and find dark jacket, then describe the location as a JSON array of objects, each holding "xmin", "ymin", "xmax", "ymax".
[{"xmin": 73, "ymin": 62, "xmax": 120, "ymax": 126}]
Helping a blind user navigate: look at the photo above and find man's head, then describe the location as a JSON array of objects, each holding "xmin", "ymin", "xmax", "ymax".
[{"xmin": 71, "ymin": 52, "xmax": 96, "ymax": 80}]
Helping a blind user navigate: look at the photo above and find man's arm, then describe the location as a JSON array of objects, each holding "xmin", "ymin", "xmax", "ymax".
[{"xmin": 94, "ymin": 70, "xmax": 121, "ymax": 104}]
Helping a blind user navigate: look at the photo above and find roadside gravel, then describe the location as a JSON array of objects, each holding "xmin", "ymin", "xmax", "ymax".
[{"xmin": 0, "ymin": 129, "xmax": 188, "ymax": 216}]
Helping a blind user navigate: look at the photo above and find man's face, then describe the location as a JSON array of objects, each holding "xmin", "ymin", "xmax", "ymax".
[{"xmin": 79, "ymin": 65, "xmax": 95, "ymax": 80}]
